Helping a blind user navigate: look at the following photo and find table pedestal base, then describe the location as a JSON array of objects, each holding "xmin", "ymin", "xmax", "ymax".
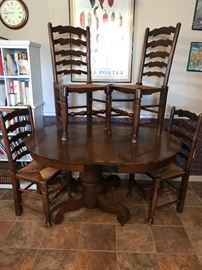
[{"xmin": 51, "ymin": 165, "xmax": 131, "ymax": 225}]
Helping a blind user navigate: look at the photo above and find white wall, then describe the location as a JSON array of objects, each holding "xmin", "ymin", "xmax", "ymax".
[{"xmin": 0, "ymin": 0, "xmax": 201, "ymax": 116}]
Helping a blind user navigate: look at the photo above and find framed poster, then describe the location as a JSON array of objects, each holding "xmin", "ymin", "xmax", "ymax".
[
  {"xmin": 192, "ymin": 0, "xmax": 202, "ymax": 30},
  {"xmin": 187, "ymin": 42, "xmax": 202, "ymax": 72},
  {"xmin": 69, "ymin": 0, "xmax": 135, "ymax": 82}
]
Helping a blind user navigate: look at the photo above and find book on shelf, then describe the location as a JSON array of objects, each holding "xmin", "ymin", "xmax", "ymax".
[
  {"xmin": 17, "ymin": 60, "xmax": 28, "ymax": 76},
  {"xmin": 25, "ymin": 81, "xmax": 31, "ymax": 105},
  {"xmin": 9, "ymin": 93, "xmax": 17, "ymax": 106},
  {"xmin": 20, "ymin": 81, "xmax": 27, "ymax": 104},
  {"xmin": 14, "ymin": 51, "xmax": 27, "ymax": 61},
  {"xmin": 5, "ymin": 51, "xmax": 29, "ymax": 76},
  {"xmin": 13, "ymin": 80, "xmax": 22, "ymax": 104},
  {"xmin": 8, "ymin": 79, "xmax": 30, "ymax": 106},
  {"xmin": 5, "ymin": 53, "xmax": 16, "ymax": 76},
  {"xmin": 8, "ymin": 79, "xmax": 17, "ymax": 106},
  {"xmin": 14, "ymin": 51, "xmax": 29, "ymax": 76},
  {"xmin": 0, "ymin": 54, "xmax": 3, "ymax": 75},
  {"xmin": 0, "ymin": 83, "xmax": 6, "ymax": 106}
]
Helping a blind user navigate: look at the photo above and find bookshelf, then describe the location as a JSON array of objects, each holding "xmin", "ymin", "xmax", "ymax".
[{"xmin": 0, "ymin": 40, "xmax": 44, "ymax": 182}]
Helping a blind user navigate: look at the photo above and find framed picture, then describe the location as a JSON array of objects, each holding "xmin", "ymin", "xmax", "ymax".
[
  {"xmin": 69, "ymin": 0, "xmax": 135, "ymax": 82},
  {"xmin": 192, "ymin": 0, "xmax": 202, "ymax": 30},
  {"xmin": 187, "ymin": 42, "xmax": 202, "ymax": 72}
]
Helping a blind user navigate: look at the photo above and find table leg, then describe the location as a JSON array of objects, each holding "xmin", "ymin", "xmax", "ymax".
[{"xmin": 51, "ymin": 165, "xmax": 131, "ymax": 225}]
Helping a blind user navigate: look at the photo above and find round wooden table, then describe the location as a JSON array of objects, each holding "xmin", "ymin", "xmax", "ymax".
[{"xmin": 25, "ymin": 123, "xmax": 180, "ymax": 225}]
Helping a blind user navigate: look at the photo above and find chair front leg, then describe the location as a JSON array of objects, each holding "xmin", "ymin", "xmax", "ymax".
[
  {"xmin": 148, "ymin": 177, "xmax": 161, "ymax": 224},
  {"xmin": 12, "ymin": 176, "xmax": 23, "ymax": 216},
  {"xmin": 40, "ymin": 180, "xmax": 51, "ymax": 226},
  {"xmin": 177, "ymin": 173, "xmax": 189, "ymax": 213}
]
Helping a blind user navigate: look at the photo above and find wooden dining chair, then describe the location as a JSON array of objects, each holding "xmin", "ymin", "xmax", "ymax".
[
  {"xmin": 107, "ymin": 22, "xmax": 181, "ymax": 143},
  {"xmin": 48, "ymin": 23, "xmax": 109, "ymax": 141},
  {"xmin": 0, "ymin": 106, "xmax": 69, "ymax": 226},
  {"xmin": 129, "ymin": 106, "xmax": 202, "ymax": 223}
]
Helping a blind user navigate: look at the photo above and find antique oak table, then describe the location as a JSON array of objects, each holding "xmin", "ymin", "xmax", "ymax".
[{"xmin": 25, "ymin": 123, "xmax": 180, "ymax": 225}]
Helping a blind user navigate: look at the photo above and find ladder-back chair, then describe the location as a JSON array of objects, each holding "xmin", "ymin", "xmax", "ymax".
[
  {"xmin": 0, "ymin": 106, "xmax": 66, "ymax": 225},
  {"xmin": 48, "ymin": 23, "xmax": 108, "ymax": 141},
  {"xmin": 129, "ymin": 106, "xmax": 202, "ymax": 223},
  {"xmin": 107, "ymin": 22, "xmax": 181, "ymax": 143}
]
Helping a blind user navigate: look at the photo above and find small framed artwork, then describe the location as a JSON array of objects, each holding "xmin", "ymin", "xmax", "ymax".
[
  {"xmin": 69, "ymin": 0, "xmax": 135, "ymax": 82},
  {"xmin": 187, "ymin": 42, "xmax": 202, "ymax": 72},
  {"xmin": 192, "ymin": 0, "xmax": 202, "ymax": 30}
]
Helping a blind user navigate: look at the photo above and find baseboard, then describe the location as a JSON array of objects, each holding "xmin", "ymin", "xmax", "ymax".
[{"xmin": 189, "ymin": 175, "xmax": 202, "ymax": 182}]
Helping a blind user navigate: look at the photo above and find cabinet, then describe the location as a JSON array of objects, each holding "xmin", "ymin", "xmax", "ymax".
[{"xmin": 0, "ymin": 40, "xmax": 44, "ymax": 182}]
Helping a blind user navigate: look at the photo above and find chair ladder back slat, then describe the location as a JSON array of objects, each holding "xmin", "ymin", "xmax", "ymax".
[
  {"xmin": 53, "ymin": 37, "xmax": 87, "ymax": 47},
  {"xmin": 169, "ymin": 106, "xmax": 202, "ymax": 171},
  {"xmin": 149, "ymin": 25, "xmax": 177, "ymax": 36},
  {"xmin": 0, "ymin": 107, "xmax": 34, "ymax": 172}
]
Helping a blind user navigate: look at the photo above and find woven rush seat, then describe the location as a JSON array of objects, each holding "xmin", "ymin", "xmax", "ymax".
[
  {"xmin": 17, "ymin": 160, "xmax": 59, "ymax": 181},
  {"xmin": 147, "ymin": 163, "xmax": 185, "ymax": 180}
]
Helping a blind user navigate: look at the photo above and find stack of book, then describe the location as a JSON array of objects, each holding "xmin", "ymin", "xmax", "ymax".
[
  {"xmin": 5, "ymin": 50, "xmax": 29, "ymax": 76},
  {"xmin": 8, "ymin": 79, "xmax": 30, "ymax": 106}
]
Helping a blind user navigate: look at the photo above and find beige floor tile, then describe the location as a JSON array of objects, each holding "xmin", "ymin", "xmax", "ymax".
[
  {"xmin": 183, "ymin": 188, "xmax": 202, "ymax": 206},
  {"xmin": 0, "ymin": 248, "xmax": 37, "ymax": 270},
  {"xmin": 40, "ymin": 223, "xmax": 81, "ymax": 249},
  {"xmin": 0, "ymin": 200, "xmax": 17, "ymax": 221},
  {"xmin": 78, "ymin": 223, "xmax": 116, "ymax": 251},
  {"xmin": 82, "ymin": 208, "xmax": 116, "ymax": 224},
  {"xmin": 116, "ymin": 224, "xmax": 155, "ymax": 252},
  {"xmin": 152, "ymin": 226, "xmax": 193, "ymax": 253},
  {"xmin": 178, "ymin": 206, "xmax": 202, "ymax": 227},
  {"xmin": 17, "ymin": 201, "xmax": 44, "ymax": 222},
  {"xmin": 0, "ymin": 220, "xmax": 15, "ymax": 247},
  {"xmin": 184, "ymin": 225, "xmax": 202, "ymax": 255},
  {"xmin": 158, "ymin": 254, "xmax": 202, "ymax": 270},
  {"xmin": 117, "ymin": 252, "xmax": 160, "ymax": 270},
  {"xmin": 2, "ymin": 220, "xmax": 46, "ymax": 249},
  {"xmin": 75, "ymin": 250, "xmax": 117, "ymax": 270},
  {"xmin": 190, "ymin": 182, "xmax": 202, "ymax": 200},
  {"xmin": 149, "ymin": 205, "xmax": 183, "ymax": 226},
  {"xmin": 32, "ymin": 249, "xmax": 76, "ymax": 270}
]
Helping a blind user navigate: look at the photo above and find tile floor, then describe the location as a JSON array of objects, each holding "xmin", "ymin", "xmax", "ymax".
[{"xmin": 1, "ymin": 179, "xmax": 202, "ymax": 270}]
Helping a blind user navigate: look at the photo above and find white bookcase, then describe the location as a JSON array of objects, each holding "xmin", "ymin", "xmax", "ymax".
[{"xmin": 0, "ymin": 40, "xmax": 44, "ymax": 163}]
